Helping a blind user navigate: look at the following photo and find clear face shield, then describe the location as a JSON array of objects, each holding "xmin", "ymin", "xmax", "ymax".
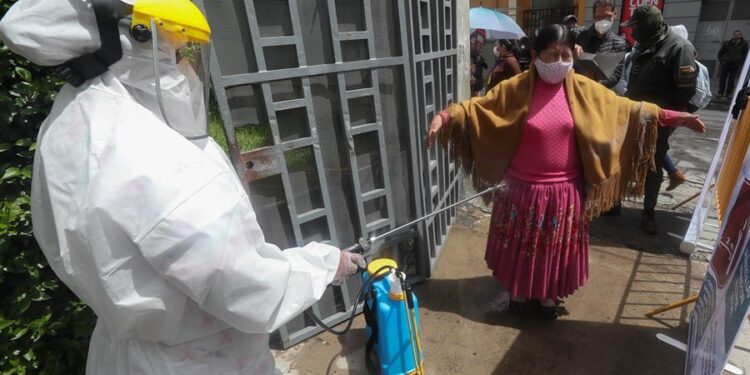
[{"xmin": 148, "ymin": 19, "xmax": 212, "ymax": 141}]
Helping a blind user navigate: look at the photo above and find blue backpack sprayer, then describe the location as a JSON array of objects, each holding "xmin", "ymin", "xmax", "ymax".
[{"xmin": 306, "ymin": 185, "xmax": 499, "ymax": 375}]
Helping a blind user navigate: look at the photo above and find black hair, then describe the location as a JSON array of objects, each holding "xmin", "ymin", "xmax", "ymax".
[
  {"xmin": 735, "ymin": 30, "xmax": 743, "ymax": 34},
  {"xmin": 592, "ymin": 0, "xmax": 617, "ymax": 14},
  {"xmin": 496, "ymin": 39, "xmax": 520, "ymax": 56},
  {"xmin": 533, "ymin": 24, "xmax": 576, "ymax": 55}
]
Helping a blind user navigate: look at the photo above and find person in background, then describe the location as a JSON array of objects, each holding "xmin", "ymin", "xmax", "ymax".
[
  {"xmin": 517, "ymin": 36, "xmax": 532, "ymax": 71},
  {"xmin": 669, "ymin": 25, "xmax": 712, "ymax": 112},
  {"xmin": 563, "ymin": 14, "xmax": 579, "ymax": 29},
  {"xmin": 622, "ymin": 5, "xmax": 698, "ymax": 234},
  {"xmin": 670, "ymin": 26, "xmax": 711, "ymax": 190},
  {"xmin": 427, "ymin": 24, "xmax": 704, "ymax": 319},
  {"xmin": 613, "ymin": 36, "xmax": 708, "ymax": 192},
  {"xmin": 717, "ymin": 30, "xmax": 749, "ymax": 99},
  {"xmin": 575, "ymin": 0, "xmax": 628, "ymax": 88},
  {"xmin": 563, "ymin": 14, "xmax": 582, "ymax": 39},
  {"xmin": 471, "ymin": 29, "xmax": 489, "ymax": 96},
  {"xmin": 487, "ymin": 39, "xmax": 522, "ymax": 90},
  {"xmin": 576, "ymin": 0, "xmax": 628, "ymax": 55}
]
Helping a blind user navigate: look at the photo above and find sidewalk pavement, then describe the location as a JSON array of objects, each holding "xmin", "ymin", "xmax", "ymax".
[{"xmin": 272, "ymin": 103, "xmax": 750, "ymax": 375}]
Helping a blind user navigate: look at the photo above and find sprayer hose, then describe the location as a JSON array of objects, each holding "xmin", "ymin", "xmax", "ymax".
[{"xmin": 305, "ymin": 265, "xmax": 397, "ymax": 336}]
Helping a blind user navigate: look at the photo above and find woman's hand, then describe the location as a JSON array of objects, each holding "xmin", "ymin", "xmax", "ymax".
[
  {"xmin": 426, "ymin": 114, "xmax": 444, "ymax": 149},
  {"xmin": 674, "ymin": 112, "xmax": 706, "ymax": 133},
  {"xmin": 664, "ymin": 111, "xmax": 706, "ymax": 133}
]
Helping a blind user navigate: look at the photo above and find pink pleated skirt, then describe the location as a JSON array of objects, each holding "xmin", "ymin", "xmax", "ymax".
[{"xmin": 485, "ymin": 176, "xmax": 589, "ymax": 300}]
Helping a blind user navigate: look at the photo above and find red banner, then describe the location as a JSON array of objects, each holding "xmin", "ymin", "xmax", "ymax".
[{"xmin": 619, "ymin": 0, "xmax": 665, "ymax": 46}]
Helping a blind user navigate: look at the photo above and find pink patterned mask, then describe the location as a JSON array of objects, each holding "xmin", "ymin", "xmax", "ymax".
[{"xmin": 534, "ymin": 58, "xmax": 573, "ymax": 84}]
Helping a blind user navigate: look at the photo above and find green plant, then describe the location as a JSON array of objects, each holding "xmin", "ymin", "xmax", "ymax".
[
  {"xmin": 208, "ymin": 112, "xmax": 278, "ymax": 154},
  {"xmin": 1, "ymin": 1, "xmax": 96, "ymax": 373}
]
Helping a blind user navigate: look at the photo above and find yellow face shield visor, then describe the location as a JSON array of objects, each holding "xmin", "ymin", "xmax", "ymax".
[
  {"xmin": 128, "ymin": 0, "xmax": 213, "ymax": 141},
  {"xmin": 130, "ymin": 0, "xmax": 211, "ymax": 45}
]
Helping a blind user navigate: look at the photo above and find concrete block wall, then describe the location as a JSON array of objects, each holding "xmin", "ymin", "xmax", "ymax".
[{"xmin": 458, "ymin": 0, "xmax": 472, "ymax": 101}]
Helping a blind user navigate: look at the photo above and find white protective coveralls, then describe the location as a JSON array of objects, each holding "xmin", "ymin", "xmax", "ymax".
[{"xmin": 0, "ymin": 1, "xmax": 353, "ymax": 373}]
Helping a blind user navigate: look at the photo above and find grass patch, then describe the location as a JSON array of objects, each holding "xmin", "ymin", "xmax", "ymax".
[
  {"xmin": 208, "ymin": 111, "xmax": 229, "ymax": 153},
  {"xmin": 208, "ymin": 110, "xmax": 274, "ymax": 153},
  {"xmin": 238, "ymin": 126, "xmax": 273, "ymax": 151},
  {"xmin": 286, "ymin": 147, "xmax": 315, "ymax": 172},
  {"xmin": 207, "ymin": 110, "xmax": 313, "ymax": 170}
]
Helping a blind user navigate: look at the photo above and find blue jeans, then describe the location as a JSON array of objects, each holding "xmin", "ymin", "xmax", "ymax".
[
  {"xmin": 663, "ymin": 154, "xmax": 676, "ymax": 175},
  {"xmin": 644, "ymin": 127, "xmax": 675, "ymax": 220}
]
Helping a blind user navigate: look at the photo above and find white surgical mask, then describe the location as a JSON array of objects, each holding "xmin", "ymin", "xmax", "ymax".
[
  {"xmin": 493, "ymin": 46, "xmax": 501, "ymax": 57},
  {"xmin": 595, "ymin": 19, "xmax": 613, "ymax": 35},
  {"xmin": 534, "ymin": 58, "xmax": 573, "ymax": 84}
]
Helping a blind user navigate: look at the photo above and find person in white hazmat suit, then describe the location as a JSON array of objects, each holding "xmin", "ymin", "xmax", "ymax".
[{"xmin": 0, "ymin": 0, "xmax": 366, "ymax": 373}]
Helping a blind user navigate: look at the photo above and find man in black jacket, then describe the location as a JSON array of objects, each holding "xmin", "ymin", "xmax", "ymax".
[
  {"xmin": 622, "ymin": 5, "xmax": 697, "ymax": 235},
  {"xmin": 575, "ymin": 0, "xmax": 629, "ymax": 88},
  {"xmin": 717, "ymin": 30, "xmax": 749, "ymax": 98},
  {"xmin": 576, "ymin": 0, "xmax": 628, "ymax": 55}
]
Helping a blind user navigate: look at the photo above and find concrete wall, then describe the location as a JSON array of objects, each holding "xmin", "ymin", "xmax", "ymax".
[
  {"xmin": 458, "ymin": 0, "xmax": 472, "ymax": 101},
  {"xmin": 663, "ymin": 0, "xmax": 702, "ymax": 40}
]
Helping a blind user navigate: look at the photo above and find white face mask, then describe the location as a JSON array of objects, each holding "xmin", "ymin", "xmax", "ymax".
[
  {"xmin": 595, "ymin": 19, "xmax": 613, "ymax": 35},
  {"xmin": 534, "ymin": 58, "xmax": 573, "ymax": 84},
  {"xmin": 493, "ymin": 46, "xmax": 501, "ymax": 57}
]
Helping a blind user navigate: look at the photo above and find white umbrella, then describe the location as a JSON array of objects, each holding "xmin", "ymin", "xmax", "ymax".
[{"xmin": 470, "ymin": 7, "xmax": 525, "ymax": 40}]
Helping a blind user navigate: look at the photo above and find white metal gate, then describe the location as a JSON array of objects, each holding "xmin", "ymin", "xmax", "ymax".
[{"xmin": 198, "ymin": 0, "xmax": 459, "ymax": 348}]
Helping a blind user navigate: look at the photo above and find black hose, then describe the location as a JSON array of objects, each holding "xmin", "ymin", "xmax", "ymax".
[{"xmin": 305, "ymin": 265, "xmax": 397, "ymax": 336}]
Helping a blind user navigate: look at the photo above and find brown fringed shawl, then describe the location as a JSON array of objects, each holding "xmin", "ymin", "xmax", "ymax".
[{"xmin": 443, "ymin": 67, "xmax": 661, "ymax": 218}]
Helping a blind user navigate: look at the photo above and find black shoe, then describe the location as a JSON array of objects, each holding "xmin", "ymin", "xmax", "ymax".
[
  {"xmin": 509, "ymin": 299, "xmax": 527, "ymax": 314},
  {"xmin": 540, "ymin": 305, "xmax": 560, "ymax": 320},
  {"xmin": 640, "ymin": 216, "xmax": 659, "ymax": 235}
]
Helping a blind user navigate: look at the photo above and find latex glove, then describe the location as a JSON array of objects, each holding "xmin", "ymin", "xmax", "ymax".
[{"xmin": 332, "ymin": 251, "xmax": 366, "ymax": 285}]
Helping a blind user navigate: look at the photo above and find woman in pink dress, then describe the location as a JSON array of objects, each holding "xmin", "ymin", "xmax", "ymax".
[{"xmin": 426, "ymin": 25, "xmax": 704, "ymax": 319}]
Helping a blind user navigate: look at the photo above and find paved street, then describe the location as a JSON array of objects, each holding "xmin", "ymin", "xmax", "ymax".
[{"xmin": 273, "ymin": 101, "xmax": 750, "ymax": 374}]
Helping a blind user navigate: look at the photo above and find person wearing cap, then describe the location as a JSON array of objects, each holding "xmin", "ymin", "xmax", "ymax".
[
  {"xmin": 563, "ymin": 14, "xmax": 582, "ymax": 39},
  {"xmin": 0, "ymin": 0, "xmax": 365, "ymax": 373},
  {"xmin": 621, "ymin": 4, "xmax": 698, "ymax": 235},
  {"xmin": 471, "ymin": 29, "xmax": 489, "ymax": 96},
  {"xmin": 616, "ymin": 25, "xmax": 710, "ymax": 193},
  {"xmin": 563, "ymin": 14, "xmax": 579, "ymax": 29}
]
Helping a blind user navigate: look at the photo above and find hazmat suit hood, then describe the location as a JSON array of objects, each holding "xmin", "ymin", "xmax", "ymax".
[
  {"xmin": 0, "ymin": 0, "xmax": 208, "ymax": 141},
  {"xmin": 111, "ymin": 26, "xmax": 209, "ymax": 141},
  {"xmin": 0, "ymin": 0, "xmax": 101, "ymax": 66}
]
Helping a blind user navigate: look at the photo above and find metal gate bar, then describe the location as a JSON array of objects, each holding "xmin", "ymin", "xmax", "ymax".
[
  {"xmin": 199, "ymin": 0, "xmax": 460, "ymax": 348},
  {"xmin": 408, "ymin": 0, "xmax": 460, "ymax": 274},
  {"xmin": 327, "ymin": 0, "xmax": 397, "ymax": 245}
]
